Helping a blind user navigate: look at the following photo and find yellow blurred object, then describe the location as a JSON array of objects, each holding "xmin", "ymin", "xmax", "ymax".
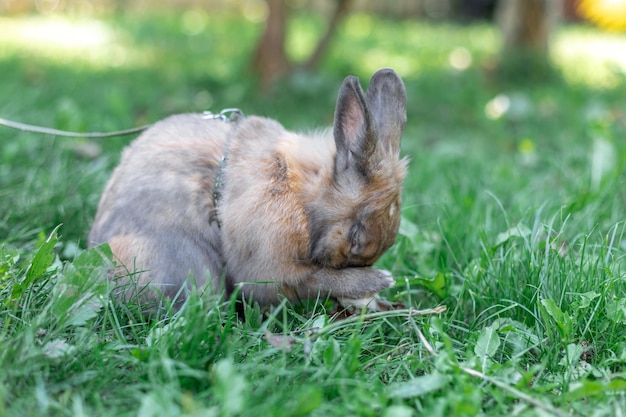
[
  {"xmin": 578, "ymin": 0, "xmax": 626, "ymax": 31},
  {"xmin": 518, "ymin": 138, "xmax": 536, "ymax": 155}
]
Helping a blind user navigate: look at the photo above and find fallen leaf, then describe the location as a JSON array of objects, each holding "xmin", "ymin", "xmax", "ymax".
[{"xmin": 264, "ymin": 329, "xmax": 296, "ymax": 352}]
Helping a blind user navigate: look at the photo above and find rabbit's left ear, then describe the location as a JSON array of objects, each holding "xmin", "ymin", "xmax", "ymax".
[
  {"xmin": 365, "ymin": 69, "xmax": 406, "ymax": 157},
  {"xmin": 333, "ymin": 75, "xmax": 376, "ymax": 176}
]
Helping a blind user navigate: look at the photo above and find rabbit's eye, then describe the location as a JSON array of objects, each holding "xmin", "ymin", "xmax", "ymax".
[
  {"xmin": 350, "ymin": 229, "xmax": 358, "ymax": 246},
  {"xmin": 349, "ymin": 224, "xmax": 361, "ymax": 251}
]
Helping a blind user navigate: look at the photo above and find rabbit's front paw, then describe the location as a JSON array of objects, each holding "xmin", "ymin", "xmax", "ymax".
[
  {"xmin": 307, "ymin": 266, "xmax": 396, "ymax": 301},
  {"xmin": 349, "ymin": 268, "xmax": 395, "ymax": 295},
  {"xmin": 360, "ymin": 269, "xmax": 395, "ymax": 294},
  {"xmin": 378, "ymin": 269, "xmax": 395, "ymax": 289},
  {"xmin": 335, "ymin": 270, "xmax": 395, "ymax": 310}
]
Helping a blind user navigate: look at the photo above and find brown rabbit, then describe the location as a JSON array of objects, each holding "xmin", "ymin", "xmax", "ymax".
[{"xmin": 89, "ymin": 68, "xmax": 408, "ymax": 311}]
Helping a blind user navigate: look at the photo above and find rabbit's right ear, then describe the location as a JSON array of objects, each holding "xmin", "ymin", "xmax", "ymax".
[
  {"xmin": 366, "ymin": 69, "xmax": 406, "ymax": 157},
  {"xmin": 333, "ymin": 76, "xmax": 376, "ymax": 176}
]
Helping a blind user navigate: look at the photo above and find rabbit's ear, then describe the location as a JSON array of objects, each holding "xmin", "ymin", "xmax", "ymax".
[
  {"xmin": 365, "ymin": 68, "xmax": 406, "ymax": 157},
  {"xmin": 333, "ymin": 76, "xmax": 376, "ymax": 176}
]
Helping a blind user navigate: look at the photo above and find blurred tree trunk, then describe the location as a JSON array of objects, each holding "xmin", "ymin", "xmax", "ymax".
[
  {"xmin": 251, "ymin": 0, "xmax": 291, "ymax": 91},
  {"xmin": 304, "ymin": 0, "xmax": 352, "ymax": 69},
  {"xmin": 251, "ymin": 0, "xmax": 353, "ymax": 91},
  {"xmin": 495, "ymin": 0, "xmax": 561, "ymax": 81}
]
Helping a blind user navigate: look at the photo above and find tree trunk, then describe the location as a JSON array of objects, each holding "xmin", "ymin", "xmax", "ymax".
[
  {"xmin": 495, "ymin": 0, "xmax": 561, "ymax": 81},
  {"xmin": 251, "ymin": 0, "xmax": 291, "ymax": 91},
  {"xmin": 304, "ymin": 0, "xmax": 353, "ymax": 69},
  {"xmin": 251, "ymin": 0, "xmax": 353, "ymax": 91}
]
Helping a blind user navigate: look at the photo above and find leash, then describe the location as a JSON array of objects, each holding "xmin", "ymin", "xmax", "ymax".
[
  {"xmin": 204, "ymin": 108, "xmax": 245, "ymax": 228},
  {"xmin": 0, "ymin": 117, "xmax": 152, "ymax": 138},
  {"xmin": 202, "ymin": 108, "xmax": 244, "ymax": 123},
  {"xmin": 0, "ymin": 108, "xmax": 245, "ymax": 138},
  {"xmin": 0, "ymin": 108, "xmax": 245, "ymax": 228}
]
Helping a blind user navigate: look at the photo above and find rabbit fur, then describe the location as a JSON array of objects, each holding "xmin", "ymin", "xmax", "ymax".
[{"xmin": 88, "ymin": 68, "xmax": 408, "ymax": 310}]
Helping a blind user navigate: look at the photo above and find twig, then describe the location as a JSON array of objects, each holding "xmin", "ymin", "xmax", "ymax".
[
  {"xmin": 459, "ymin": 366, "xmax": 572, "ymax": 417},
  {"xmin": 409, "ymin": 317, "xmax": 437, "ymax": 356},
  {"xmin": 406, "ymin": 312, "xmax": 571, "ymax": 417},
  {"xmin": 318, "ymin": 305, "xmax": 447, "ymax": 337},
  {"xmin": 262, "ymin": 305, "xmax": 447, "ymax": 348}
]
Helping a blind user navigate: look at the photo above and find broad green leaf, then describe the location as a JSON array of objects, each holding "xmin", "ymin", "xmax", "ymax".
[
  {"xmin": 540, "ymin": 299, "xmax": 573, "ymax": 340},
  {"xmin": 12, "ymin": 225, "xmax": 61, "ymax": 300},
  {"xmin": 475, "ymin": 324, "xmax": 501, "ymax": 371},
  {"xmin": 146, "ymin": 317, "xmax": 187, "ymax": 347},
  {"xmin": 344, "ymin": 337, "xmax": 362, "ymax": 375},
  {"xmin": 311, "ymin": 314, "xmax": 327, "ymax": 330},
  {"xmin": 409, "ymin": 272, "xmax": 449, "ymax": 299},
  {"xmin": 289, "ymin": 386, "xmax": 323, "ymax": 416},
  {"xmin": 137, "ymin": 389, "xmax": 181, "ymax": 417},
  {"xmin": 26, "ymin": 226, "xmax": 61, "ymax": 282},
  {"xmin": 384, "ymin": 405, "xmax": 414, "ymax": 417},
  {"xmin": 73, "ymin": 243, "xmax": 113, "ymax": 269},
  {"xmin": 565, "ymin": 378, "xmax": 626, "ymax": 401},
  {"xmin": 130, "ymin": 348, "xmax": 150, "ymax": 362},
  {"xmin": 494, "ymin": 223, "xmax": 531, "ymax": 247},
  {"xmin": 323, "ymin": 337, "xmax": 340, "ymax": 369},
  {"xmin": 559, "ymin": 343, "xmax": 583, "ymax": 368},
  {"xmin": 572, "ymin": 291, "xmax": 601, "ymax": 311},
  {"xmin": 212, "ymin": 358, "xmax": 247, "ymax": 417},
  {"xmin": 495, "ymin": 318, "xmax": 540, "ymax": 357},
  {"xmin": 605, "ymin": 298, "xmax": 626, "ymax": 324},
  {"xmin": 387, "ymin": 371, "xmax": 449, "ymax": 399},
  {"xmin": 51, "ymin": 243, "xmax": 112, "ymax": 328}
]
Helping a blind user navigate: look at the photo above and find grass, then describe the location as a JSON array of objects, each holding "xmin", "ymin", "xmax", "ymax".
[{"xmin": 1, "ymin": 9, "xmax": 626, "ymax": 416}]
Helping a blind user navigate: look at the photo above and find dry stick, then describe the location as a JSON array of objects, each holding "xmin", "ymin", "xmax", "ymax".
[
  {"xmin": 409, "ymin": 318, "xmax": 437, "ymax": 356},
  {"xmin": 263, "ymin": 303, "xmax": 446, "ymax": 342},
  {"xmin": 317, "ymin": 305, "xmax": 447, "ymax": 337},
  {"xmin": 459, "ymin": 367, "xmax": 572, "ymax": 417}
]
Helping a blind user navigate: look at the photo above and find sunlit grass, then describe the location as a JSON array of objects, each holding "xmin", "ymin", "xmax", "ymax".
[
  {"xmin": 0, "ymin": 16, "xmax": 154, "ymax": 69},
  {"xmin": 2, "ymin": 13, "xmax": 625, "ymax": 90},
  {"xmin": 553, "ymin": 26, "xmax": 626, "ymax": 88},
  {"xmin": 331, "ymin": 14, "xmax": 499, "ymax": 78},
  {"xmin": 287, "ymin": 12, "xmax": 626, "ymax": 89},
  {"xmin": 579, "ymin": 0, "xmax": 626, "ymax": 31}
]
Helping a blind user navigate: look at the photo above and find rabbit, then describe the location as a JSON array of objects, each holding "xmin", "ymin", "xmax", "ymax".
[{"xmin": 88, "ymin": 68, "xmax": 408, "ymax": 311}]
